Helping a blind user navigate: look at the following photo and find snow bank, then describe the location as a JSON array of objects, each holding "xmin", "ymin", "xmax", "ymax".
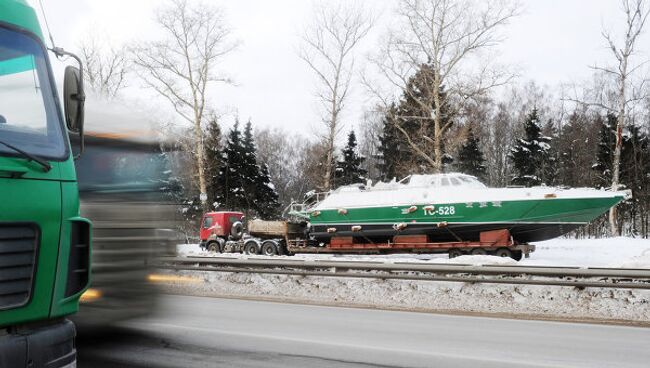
[
  {"xmin": 161, "ymin": 270, "xmax": 650, "ymax": 323},
  {"xmin": 170, "ymin": 237, "xmax": 650, "ymax": 322},
  {"xmin": 522, "ymin": 237, "xmax": 650, "ymax": 268},
  {"xmin": 608, "ymin": 249, "xmax": 650, "ymax": 269}
]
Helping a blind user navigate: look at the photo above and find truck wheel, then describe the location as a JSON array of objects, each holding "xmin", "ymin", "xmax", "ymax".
[
  {"xmin": 511, "ymin": 250, "xmax": 523, "ymax": 261},
  {"xmin": 494, "ymin": 248, "xmax": 512, "ymax": 258},
  {"xmin": 277, "ymin": 242, "xmax": 287, "ymax": 256},
  {"xmin": 244, "ymin": 241, "xmax": 260, "ymax": 255},
  {"xmin": 231, "ymin": 222, "xmax": 244, "ymax": 241},
  {"xmin": 207, "ymin": 242, "xmax": 219, "ymax": 253},
  {"xmin": 470, "ymin": 248, "xmax": 487, "ymax": 256},
  {"xmin": 448, "ymin": 249, "xmax": 463, "ymax": 258},
  {"xmin": 261, "ymin": 241, "xmax": 278, "ymax": 256}
]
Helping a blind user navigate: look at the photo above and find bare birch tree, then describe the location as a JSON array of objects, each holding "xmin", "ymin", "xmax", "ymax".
[
  {"xmin": 255, "ymin": 127, "xmax": 313, "ymax": 207},
  {"xmin": 568, "ymin": 0, "xmax": 650, "ymax": 235},
  {"xmin": 364, "ymin": 0, "xmax": 519, "ymax": 173},
  {"xmin": 79, "ymin": 35, "xmax": 128, "ymax": 98},
  {"xmin": 298, "ymin": 1, "xmax": 373, "ymax": 191},
  {"xmin": 131, "ymin": 0, "xmax": 237, "ymax": 206}
]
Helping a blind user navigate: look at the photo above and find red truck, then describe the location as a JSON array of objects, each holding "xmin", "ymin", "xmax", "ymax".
[
  {"xmin": 199, "ymin": 211, "xmax": 535, "ymax": 259},
  {"xmin": 199, "ymin": 211, "xmax": 245, "ymax": 252},
  {"xmin": 199, "ymin": 211, "xmax": 296, "ymax": 256}
]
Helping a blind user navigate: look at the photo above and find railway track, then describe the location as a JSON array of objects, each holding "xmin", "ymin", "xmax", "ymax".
[{"xmin": 153, "ymin": 256, "xmax": 650, "ymax": 290}]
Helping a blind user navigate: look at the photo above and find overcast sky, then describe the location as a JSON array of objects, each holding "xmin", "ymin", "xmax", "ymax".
[{"xmin": 32, "ymin": 0, "xmax": 649, "ymax": 138}]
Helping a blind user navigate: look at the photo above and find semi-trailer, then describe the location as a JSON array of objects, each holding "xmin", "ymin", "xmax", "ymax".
[
  {"xmin": 71, "ymin": 105, "xmax": 178, "ymax": 329},
  {"xmin": 199, "ymin": 211, "xmax": 535, "ymax": 260}
]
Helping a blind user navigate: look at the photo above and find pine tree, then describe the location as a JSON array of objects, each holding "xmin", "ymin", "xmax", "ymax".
[
  {"xmin": 255, "ymin": 163, "xmax": 281, "ymax": 219},
  {"xmin": 204, "ymin": 117, "xmax": 222, "ymax": 209},
  {"xmin": 377, "ymin": 64, "xmax": 456, "ymax": 179},
  {"xmin": 593, "ymin": 113, "xmax": 618, "ymax": 188},
  {"xmin": 593, "ymin": 114, "xmax": 650, "ymax": 236},
  {"xmin": 217, "ymin": 119, "xmax": 279, "ymax": 218},
  {"xmin": 334, "ymin": 130, "xmax": 367, "ymax": 187},
  {"xmin": 216, "ymin": 120, "xmax": 248, "ymax": 211},
  {"xmin": 509, "ymin": 108, "xmax": 553, "ymax": 187},
  {"xmin": 624, "ymin": 125, "xmax": 649, "ymax": 235},
  {"xmin": 456, "ymin": 128, "xmax": 486, "ymax": 181},
  {"xmin": 540, "ymin": 119, "xmax": 558, "ymax": 186},
  {"xmin": 377, "ymin": 104, "xmax": 405, "ymax": 181},
  {"xmin": 557, "ymin": 111, "xmax": 598, "ymax": 188},
  {"xmin": 395, "ymin": 63, "xmax": 454, "ymax": 173},
  {"xmin": 241, "ymin": 120, "xmax": 261, "ymax": 215}
]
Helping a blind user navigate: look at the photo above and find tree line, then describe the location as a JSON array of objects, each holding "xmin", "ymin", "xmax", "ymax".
[
  {"xmin": 242, "ymin": 81, "xmax": 650, "ymax": 238},
  {"xmin": 76, "ymin": 0, "xmax": 650, "ymax": 239},
  {"xmin": 373, "ymin": 80, "xmax": 650, "ymax": 237}
]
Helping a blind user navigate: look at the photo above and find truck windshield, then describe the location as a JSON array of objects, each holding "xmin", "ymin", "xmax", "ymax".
[
  {"xmin": 75, "ymin": 143, "xmax": 171, "ymax": 193},
  {"xmin": 0, "ymin": 26, "xmax": 66, "ymax": 160}
]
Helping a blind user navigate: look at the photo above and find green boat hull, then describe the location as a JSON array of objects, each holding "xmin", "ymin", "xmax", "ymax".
[{"xmin": 309, "ymin": 196, "xmax": 623, "ymax": 243}]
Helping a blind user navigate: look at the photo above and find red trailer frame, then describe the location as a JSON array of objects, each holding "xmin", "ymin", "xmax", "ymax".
[{"xmin": 285, "ymin": 229, "xmax": 534, "ymax": 260}]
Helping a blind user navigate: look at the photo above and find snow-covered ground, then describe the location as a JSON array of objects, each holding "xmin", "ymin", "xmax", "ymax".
[
  {"xmin": 177, "ymin": 236, "xmax": 650, "ymax": 268},
  {"xmin": 161, "ymin": 269, "xmax": 650, "ymax": 322},
  {"xmin": 169, "ymin": 237, "xmax": 650, "ymax": 322}
]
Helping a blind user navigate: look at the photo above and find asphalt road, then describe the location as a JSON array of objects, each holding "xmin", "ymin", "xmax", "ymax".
[{"xmin": 78, "ymin": 294, "xmax": 650, "ymax": 368}]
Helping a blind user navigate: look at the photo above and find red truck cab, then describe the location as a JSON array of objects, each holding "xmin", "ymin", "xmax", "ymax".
[{"xmin": 200, "ymin": 211, "xmax": 245, "ymax": 249}]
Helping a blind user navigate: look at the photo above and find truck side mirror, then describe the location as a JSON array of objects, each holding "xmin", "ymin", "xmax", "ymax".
[{"xmin": 63, "ymin": 65, "xmax": 85, "ymax": 158}]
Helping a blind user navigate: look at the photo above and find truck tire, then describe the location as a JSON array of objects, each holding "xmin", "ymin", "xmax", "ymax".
[
  {"xmin": 470, "ymin": 248, "xmax": 487, "ymax": 256},
  {"xmin": 511, "ymin": 250, "xmax": 523, "ymax": 261},
  {"xmin": 207, "ymin": 241, "xmax": 219, "ymax": 253},
  {"xmin": 244, "ymin": 240, "xmax": 260, "ymax": 255},
  {"xmin": 494, "ymin": 248, "xmax": 512, "ymax": 258},
  {"xmin": 277, "ymin": 242, "xmax": 287, "ymax": 256},
  {"xmin": 231, "ymin": 221, "xmax": 244, "ymax": 240},
  {"xmin": 448, "ymin": 249, "xmax": 463, "ymax": 258},
  {"xmin": 261, "ymin": 240, "xmax": 278, "ymax": 256},
  {"xmin": 208, "ymin": 240, "xmax": 224, "ymax": 253}
]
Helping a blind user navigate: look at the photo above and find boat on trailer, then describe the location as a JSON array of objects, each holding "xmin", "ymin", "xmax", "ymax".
[{"xmin": 304, "ymin": 173, "xmax": 628, "ymax": 244}]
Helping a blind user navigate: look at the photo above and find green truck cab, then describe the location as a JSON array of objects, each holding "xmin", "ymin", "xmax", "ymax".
[{"xmin": 0, "ymin": 1, "xmax": 91, "ymax": 367}]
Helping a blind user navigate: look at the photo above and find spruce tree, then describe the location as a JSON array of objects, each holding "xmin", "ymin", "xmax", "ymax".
[
  {"xmin": 255, "ymin": 163, "xmax": 281, "ymax": 219},
  {"xmin": 557, "ymin": 111, "xmax": 597, "ymax": 188},
  {"xmin": 624, "ymin": 125, "xmax": 649, "ymax": 235},
  {"xmin": 376, "ymin": 64, "xmax": 456, "ymax": 179},
  {"xmin": 334, "ymin": 130, "xmax": 367, "ymax": 187},
  {"xmin": 216, "ymin": 121, "xmax": 247, "ymax": 211},
  {"xmin": 456, "ymin": 128, "xmax": 486, "ymax": 181},
  {"xmin": 540, "ymin": 120, "xmax": 558, "ymax": 186},
  {"xmin": 204, "ymin": 117, "xmax": 222, "ymax": 209},
  {"xmin": 241, "ymin": 120, "xmax": 261, "ymax": 214},
  {"xmin": 592, "ymin": 113, "xmax": 650, "ymax": 235},
  {"xmin": 593, "ymin": 113, "xmax": 618, "ymax": 188},
  {"xmin": 377, "ymin": 104, "xmax": 405, "ymax": 181},
  {"xmin": 509, "ymin": 108, "xmax": 553, "ymax": 187}
]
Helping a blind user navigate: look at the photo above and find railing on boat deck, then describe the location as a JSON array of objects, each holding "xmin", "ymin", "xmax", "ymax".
[{"xmin": 285, "ymin": 191, "xmax": 331, "ymax": 217}]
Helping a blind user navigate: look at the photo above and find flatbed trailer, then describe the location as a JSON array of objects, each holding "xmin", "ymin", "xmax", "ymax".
[{"xmin": 284, "ymin": 229, "xmax": 533, "ymax": 260}]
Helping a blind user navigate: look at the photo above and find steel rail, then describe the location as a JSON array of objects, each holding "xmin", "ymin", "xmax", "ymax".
[
  {"xmin": 156, "ymin": 256, "xmax": 650, "ymax": 279},
  {"xmin": 153, "ymin": 257, "xmax": 650, "ymax": 290},
  {"xmin": 155, "ymin": 265, "xmax": 650, "ymax": 290}
]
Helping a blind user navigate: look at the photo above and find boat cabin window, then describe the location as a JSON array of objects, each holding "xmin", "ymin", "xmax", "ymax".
[
  {"xmin": 450, "ymin": 178, "xmax": 461, "ymax": 186},
  {"xmin": 440, "ymin": 178, "xmax": 450, "ymax": 186}
]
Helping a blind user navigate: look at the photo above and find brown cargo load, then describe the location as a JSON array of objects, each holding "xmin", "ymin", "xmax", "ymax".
[{"xmin": 248, "ymin": 220, "xmax": 302, "ymax": 238}]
